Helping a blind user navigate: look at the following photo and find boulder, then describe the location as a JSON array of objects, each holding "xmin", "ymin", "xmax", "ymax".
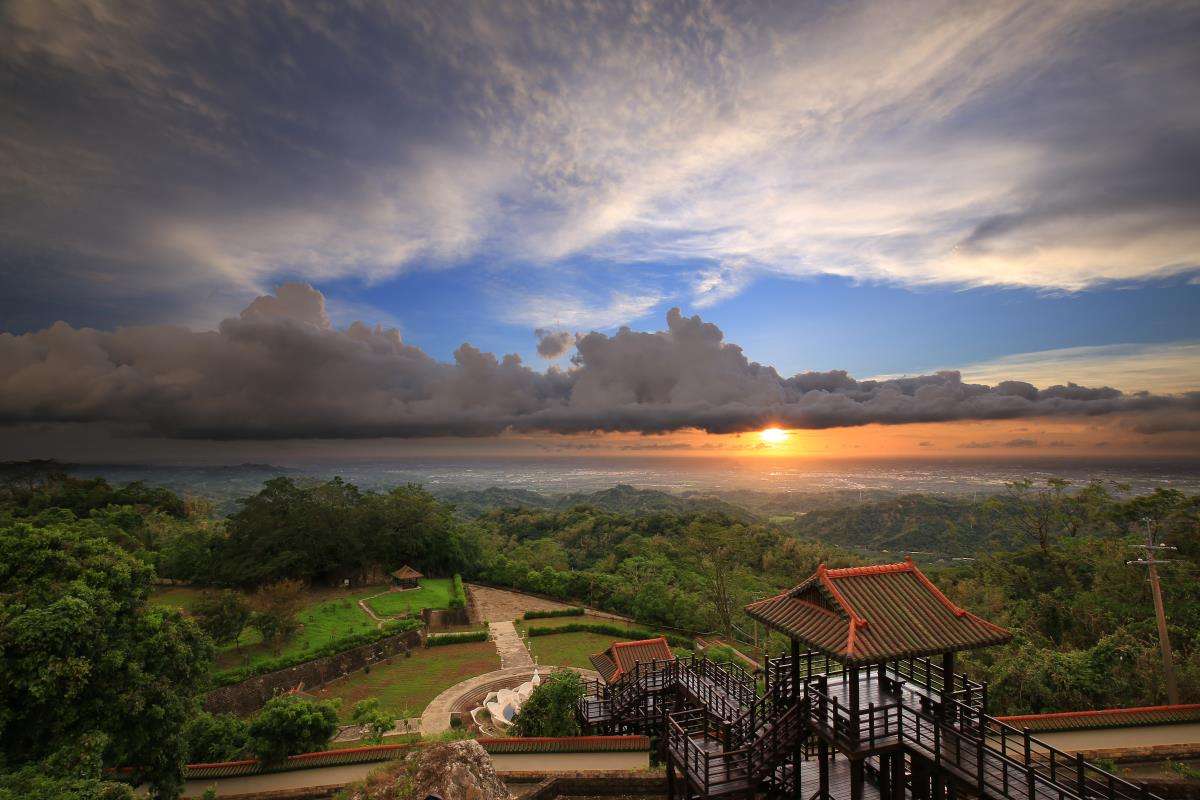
[{"xmin": 340, "ymin": 740, "xmax": 512, "ymax": 800}]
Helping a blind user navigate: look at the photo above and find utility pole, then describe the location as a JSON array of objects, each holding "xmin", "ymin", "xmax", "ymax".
[{"xmin": 1127, "ymin": 518, "xmax": 1179, "ymax": 705}]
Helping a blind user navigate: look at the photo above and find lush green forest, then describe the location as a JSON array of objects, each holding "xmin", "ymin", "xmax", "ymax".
[{"xmin": 2, "ymin": 461, "xmax": 1198, "ymax": 797}]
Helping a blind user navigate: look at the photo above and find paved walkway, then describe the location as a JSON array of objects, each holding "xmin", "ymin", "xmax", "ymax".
[
  {"xmin": 418, "ymin": 665, "xmax": 599, "ymax": 736},
  {"xmin": 491, "ymin": 620, "xmax": 534, "ymax": 669}
]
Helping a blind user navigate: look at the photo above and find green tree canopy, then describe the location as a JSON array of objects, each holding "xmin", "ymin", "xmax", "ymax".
[
  {"xmin": 0, "ymin": 521, "xmax": 213, "ymax": 798},
  {"xmin": 511, "ymin": 670, "xmax": 586, "ymax": 738}
]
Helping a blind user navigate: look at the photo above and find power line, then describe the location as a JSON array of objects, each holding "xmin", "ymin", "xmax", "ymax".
[{"xmin": 1126, "ymin": 517, "xmax": 1179, "ymax": 705}]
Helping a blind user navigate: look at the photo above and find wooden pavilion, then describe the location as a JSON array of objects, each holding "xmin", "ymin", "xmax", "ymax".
[
  {"xmin": 390, "ymin": 565, "xmax": 423, "ymax": 590},
  {"xmin": 746, "ymin": 558, "xmax": 1011, "ymax": 800},
  {"xmin": 590, "ymin": 637, "xmax": 675, "ymax": 684}
]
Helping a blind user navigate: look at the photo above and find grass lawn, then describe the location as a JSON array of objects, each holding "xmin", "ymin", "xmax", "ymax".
[
  {"xmin": 310, "ymin": 641, "xmax": 500, "ymax": 720},
  {"xmin": 527, "ymin": 631, "xmax": 631, "ymax": 670},
  {"xmin": 149, "ymin": 586, "xmax": 206, "ymax": 612},
  {"xmin": 364, "ymin": 578, "xmax": 453, "ymax": 618},
  {"xmin": 213, "ymin": 588, "xmax": 384, "ymax": 671}
]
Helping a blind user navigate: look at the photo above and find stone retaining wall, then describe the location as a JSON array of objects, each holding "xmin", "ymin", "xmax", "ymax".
[
  {"xmin": 513, "ymin": 771, "xmax": 666, "ymax": 800},
  {"xmin": 203, "ymin": 627, "xmax": 424, "ymax": 716}
]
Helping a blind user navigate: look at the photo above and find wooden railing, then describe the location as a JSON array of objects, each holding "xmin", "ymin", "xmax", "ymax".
[
  {"xmin": 804, "ymin": 676, "xmax": 903, "ymax": 752},
  {"xmin": 584, "ymin": 652, "xmax": 1159, "ymax": 800},
  {"xmin": 668, "ymin": 708, "xmax": 753, "ymax": 796}
]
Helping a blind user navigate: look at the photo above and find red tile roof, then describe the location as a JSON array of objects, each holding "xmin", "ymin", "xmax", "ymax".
[
  {"xmin": 996, "ymin": 704, "xmax": 1200, "ymax": 733},
  {"xmin": 745, "ymin": 558, "xmax": 1010, "ymax": 665},
  {"xmin": 589, "ymin": 637, "xmax": 674, "ymax": 682},
  {"xmin": 391, "ymin": 565, "xmax": 423, "ymax": 580}
]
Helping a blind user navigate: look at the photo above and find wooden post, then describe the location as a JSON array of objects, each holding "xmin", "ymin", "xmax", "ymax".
[
  {"xmin": 818, "ymin": 738, "xmax": 831, "ymax": 800},
  {"xmin": 941, "ymin": 651, "xmax": 955, "ymax": 713},
  {"xmin": 791, "ymin": 638, "xmax": 801, "ymax": 702},
  {"xmin": 849, "ymin": 664, "xmax": 861, "ymax": 748},
  {"xmin": 892, "ymin": 751, "xmax": 906, "ymax": 800},
  {"xmin": 851, "ymin": 757, "xmax": 865, "ymax": 800}
]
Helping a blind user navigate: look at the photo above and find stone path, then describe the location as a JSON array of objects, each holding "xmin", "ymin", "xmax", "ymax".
[{"xmin": 490, "ymin": 620, "xmax": 534, "ymax": 669}]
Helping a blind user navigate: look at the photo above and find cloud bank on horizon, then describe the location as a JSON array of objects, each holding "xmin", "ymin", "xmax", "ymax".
[
  {"xmin": 2, "ymin": 284, "xmax": 1196, "ymax": 441},
  {"xmin": 1, "ymin": 0, "xmax": 1199, "ymax": 331}
]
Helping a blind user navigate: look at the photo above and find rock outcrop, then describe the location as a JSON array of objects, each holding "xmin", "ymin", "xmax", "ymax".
[{"xmin": 340, "ymin": 740, "xmax": 512, "ymax": 800}]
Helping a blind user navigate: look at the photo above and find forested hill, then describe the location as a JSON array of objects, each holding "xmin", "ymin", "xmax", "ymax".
[
  {"xmin": 434, "ymin": 483, "xmax": 754, "ymax": 520},
  {"xmin": 787, "ymin": 494, "xmax": 1008, "ymax": 555}
]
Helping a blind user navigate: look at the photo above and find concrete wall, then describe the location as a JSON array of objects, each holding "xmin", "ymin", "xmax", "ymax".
[
  {"xmin": 490, "ymin": 751, "xmax": 650, "ymax": 773},
  {"xmin": 1035, "ymin": 723, "xmax": 1200, "ymax": 754}
]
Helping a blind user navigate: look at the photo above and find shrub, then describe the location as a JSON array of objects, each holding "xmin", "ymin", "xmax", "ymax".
[
  {"xmin": 426, "ymin": 630, "xmax": 488, "ymax": 646},
  {"xmin": 525, "ymin": 622, "xmax": 692, "ymax": 649},
  {"xmin": 523, "ymin": 607, "xmax": 584, "ymax": 620},
  {"xmin": 350, "ymin": 699, "xmax": 394, "ymax": 744},
  {"xmin": 184, "ymin": 712, "xmax": 250, "ymax": 763},
  {"xmin": 246, "ymin": 696, "xmax": 340, "ymax": 764},
  {"xmin": 511, "ymin": 670, "xmax": 585, "ymax": 737},
  {"xmin": 449, "ymin": 574, "xmax": 467, "ymax": 610}
]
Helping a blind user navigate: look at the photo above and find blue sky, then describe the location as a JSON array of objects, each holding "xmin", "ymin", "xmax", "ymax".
[
  {"xmin": 1, "ymin": 1, "xmax": 1199, "ymax": 458},
  {"xmin": 314, "ymin": 269, "xmax": 1200, "ymax": 381}
]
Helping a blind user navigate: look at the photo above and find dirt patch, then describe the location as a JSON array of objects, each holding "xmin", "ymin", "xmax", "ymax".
[{"xmin": 468, "ymin": 584, "xmax": 573, "ymax": 622}]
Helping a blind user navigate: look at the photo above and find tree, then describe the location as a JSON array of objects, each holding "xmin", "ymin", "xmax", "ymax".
[
  {"xmin": 183, "ymin": 713, "xmax": 250, "ymax": 763},
  {"xmin": 511, "ymin": 670, "xmax": 585, "ymax": 737},
  {"xmin": 246, "ymin": 696, "xmax": 340, "ymax": 763},
  {"xmin": 193, "ymin": 590, "xmax": 252, "ymax": 649},
  {"xmin": 350, "ymin": 699, "xmax": 394, "ymax": 743},
  {"xmin": 995, "ymin": 478, "xmax": 1072, "ymax": 557},
  {"xmin": 249, "ymin": 579, "xmax": 306, "ymax": 654},
  {"xmin": 0, "ymin": 521, "xmax": 213, "ymax": 799}
]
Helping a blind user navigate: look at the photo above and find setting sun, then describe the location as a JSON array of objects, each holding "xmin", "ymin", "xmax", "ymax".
[{"xmin": 759, "ymin": 427, "xmax": 789, "ymax": 445}]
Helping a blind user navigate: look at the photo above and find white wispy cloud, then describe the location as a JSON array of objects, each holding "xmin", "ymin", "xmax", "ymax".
[
  {"xmin": 875, "ymin": 341, "xmax": 1200, "ymax": 395},
  {"xmin": 2, "ymin": 0, "xmax": 1198, "ymax": 324}
]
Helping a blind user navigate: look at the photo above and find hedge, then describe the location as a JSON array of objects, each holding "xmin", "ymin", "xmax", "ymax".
[
  {"xmin": 449, "ymin": 574, "xmax": 467, "ymax": 610},
  {"xmin": 523, "ymin": 607, "xmax": 584, "ymax": 620},
  {"xmin": 525, "ymin": 621, "xmax": 693, "ymax": 650},
  {"xmin": 210, "ymin": 618, "xmax": 424, "ymax": 688},
  {"xmin": 426, "ymin": 629, "xmax": 489, "ymax": 647}
]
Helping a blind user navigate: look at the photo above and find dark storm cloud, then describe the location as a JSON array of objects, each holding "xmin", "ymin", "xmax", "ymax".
[{"xmin": 2, "ymin": 284, "xmax": 1196, "ymax": 440}]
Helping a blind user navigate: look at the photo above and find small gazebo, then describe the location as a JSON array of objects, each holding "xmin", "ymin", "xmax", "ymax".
[{"xmin": 390, "ymin": 565, "xmax": 423, "ymax": 590}]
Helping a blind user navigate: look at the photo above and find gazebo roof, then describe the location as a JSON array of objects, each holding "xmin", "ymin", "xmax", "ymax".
[
  {"xmin": 391, "ymin": 565, "xmax": 423, "ymax": 580},
  {"xmin": 745, "ymin": 558, "xmax": 1010, "ymax": 666},
  {"xmin": 589, "ymin": 637, "xmax": 674, "ymax": 683}
]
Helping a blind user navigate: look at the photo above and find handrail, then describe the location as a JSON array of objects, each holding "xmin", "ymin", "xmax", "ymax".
[{"xmin": 584, "ymin": 652, "xmax": 1155, "ymax": 800}]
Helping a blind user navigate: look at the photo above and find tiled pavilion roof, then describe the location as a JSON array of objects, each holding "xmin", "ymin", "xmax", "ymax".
[
  {"xmin": 391, "ymin": 565, "xmax": 423, "ymax": 580},
  {"xmin": 996, "ymin": 704, "xmax": 1200, "ymax": 733},
  {"xmin": 745, "ymin": 558, "xmax": 1011, "ymax": 666},
  {"xmin": 589, "ymin": 637, "xmax": 674, "ymax": 682}
]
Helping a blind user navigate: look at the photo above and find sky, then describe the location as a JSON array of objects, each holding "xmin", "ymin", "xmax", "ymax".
[{"xmin": 1, "ymin": 0, "xmax": 1199, "ymax": 463}]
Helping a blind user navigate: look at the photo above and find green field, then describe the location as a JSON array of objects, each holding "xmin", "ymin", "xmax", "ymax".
[
  {"xmin": 311, "ymin": 641, "xmax": 500, "ymax": 720},
  {"xmin": 364, "ymin": 578, "xmax": 453, "ymax": 618},
  {"xmin": 152, "ymin": 585, "xmax": 390, "ymax": 671},
  {"xmin": 527, "ymin": 631, "xmax": 630, "ymax": 670},
  {"xmin": 149, "ymin": 586, "xmax": 206, "ymax": 612}
]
